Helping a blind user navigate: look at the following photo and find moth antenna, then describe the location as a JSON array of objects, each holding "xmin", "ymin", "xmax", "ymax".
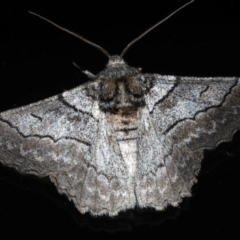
[
  {"xmin": 120, "ymin": 0, "xmax": 194, "ymax": 57},
  {"xmin": 29, "ymin": 11, "xmax": 111, "ymax": 58}
]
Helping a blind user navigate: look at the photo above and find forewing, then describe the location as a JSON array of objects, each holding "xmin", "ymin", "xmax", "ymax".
[
  {"xmin": 0, "ymin": 81, "xmax": 136, "ymax": 216},
  {"xmin": 138, "ymin": 74, "xmax": 240, "ymax": 209},
  {"xmin": 0, "ymin": 83, "xmax": 100, "ymax": 214},
  {"xmin": 0, "ymin": 83, "xmax": 98, "ymax": 175}
]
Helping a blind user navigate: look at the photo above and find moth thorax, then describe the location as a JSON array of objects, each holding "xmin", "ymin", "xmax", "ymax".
[{"xmin": 98, "ymin": 76, "xmax": 145, "ymax": 113}]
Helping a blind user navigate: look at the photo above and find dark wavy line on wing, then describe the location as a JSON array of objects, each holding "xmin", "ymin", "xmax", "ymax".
[
  {"xmin": 0, "ymin": 118, "xmax": 91, "ymax": 146},
  {"xmin": 162, "ymin": 79, "xmax": 239, "ymax": 135},
  {"xmin": 58, "ymin": 94, "xmax": 97, "ymax": 120},
  {"xmin": 149, "ymin": 77, "xmax": 179, "ymax": 114}
]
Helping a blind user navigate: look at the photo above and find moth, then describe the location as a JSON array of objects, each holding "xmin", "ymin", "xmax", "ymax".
[{"xmin": 0, "ymin": 0, "xmax": 239, "ymax": 217}]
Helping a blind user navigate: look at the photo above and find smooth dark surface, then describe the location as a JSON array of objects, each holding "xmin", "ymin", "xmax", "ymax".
[{"xmin": 0, "ymin": 0, "xmax": 240, "ymax": 238}]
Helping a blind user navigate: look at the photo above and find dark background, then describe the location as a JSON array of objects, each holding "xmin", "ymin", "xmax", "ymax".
[{"xmin": 1, "ymin": 0, "xmax": 240, "ymax": 238}]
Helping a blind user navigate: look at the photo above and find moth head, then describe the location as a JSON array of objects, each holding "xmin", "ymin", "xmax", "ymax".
[
  {"xmin": 97, "ymin": 56, "xmax": 145, "ymax": 113},
  {"xmin": 107, "ymin": 55, "xmax": 125, "ymax": 67},
  {"xmin": 97, "ymin": 55, "xmax": 140, "ymax": 80}
]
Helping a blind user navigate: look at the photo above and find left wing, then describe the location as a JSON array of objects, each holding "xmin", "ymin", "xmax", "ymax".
[
  {"xmin": 0, "ymin": 83, "xmax": 98, "ymax": 177},
  {"xmin": 0, "ymin": 82, "xmax": 134, "ymax": 216}
]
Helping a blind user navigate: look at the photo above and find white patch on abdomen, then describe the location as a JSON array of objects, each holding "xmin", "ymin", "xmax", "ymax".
[{"xmin": 118, "ymin": 139, "xmax": 137, "ymax": 176}]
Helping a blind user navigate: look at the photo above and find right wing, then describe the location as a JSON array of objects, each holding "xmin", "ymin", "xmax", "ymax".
[{"xmin": 135, "ymin": 74, "xmax": 240, "ymax": 210}]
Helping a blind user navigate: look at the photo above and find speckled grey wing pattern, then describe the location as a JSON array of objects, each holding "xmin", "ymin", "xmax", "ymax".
[
  {"xmin": 135, "ymin": 74, "xmax": 240, "ymax": 210},
  {"xmin": 0, "ymin": 82, "xmax": 133, "ymax": 216},
  {"xmin": 1, "ymin": 74, "xmax": 240, "ymax": 216}
]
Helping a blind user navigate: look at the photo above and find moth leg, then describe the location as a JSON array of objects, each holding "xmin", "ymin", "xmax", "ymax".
[
  {"xmin": 72, "ymin": 62, "xmax": 95, "ymax": 79},
  {"xmin": 82, "ymin": 70, "xmax": 95, "ymax": 79}
]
